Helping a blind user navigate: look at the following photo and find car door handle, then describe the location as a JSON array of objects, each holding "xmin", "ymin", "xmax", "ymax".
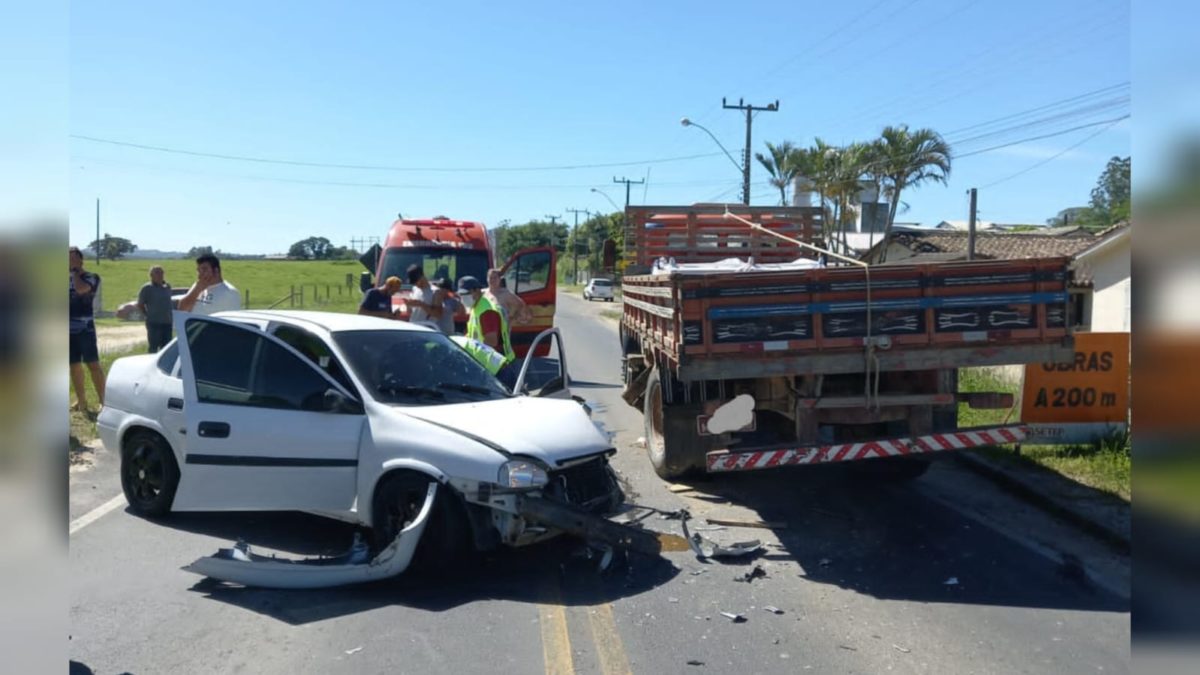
[
  {"xmin": 167, "ymin": 397, "xmax": 184, "ymax": 411},
  {"xmin": 197, "ymin": 421, "xmax": 230, "ymax": 438}
]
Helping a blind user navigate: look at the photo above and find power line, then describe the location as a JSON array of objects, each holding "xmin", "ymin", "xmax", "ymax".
[
  {"xmin": 70, "ymin": 134, "xmax": 725, "ymax": 173},
  {"xmin": 943, "ymin": 82, "xmax": 1129, "ymax": 136},
  {"xmin": 954, "ymin": 115, "xmax": 1129, "ymax": 159},
  {"xmin": 979, "ymin": 118, "xmax": 1125, "ymax": 189}
]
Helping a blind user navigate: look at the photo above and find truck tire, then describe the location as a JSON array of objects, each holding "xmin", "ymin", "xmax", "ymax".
[{"xmin": 643, "ymin": 370, "xmax": 705, "ymax": 480}]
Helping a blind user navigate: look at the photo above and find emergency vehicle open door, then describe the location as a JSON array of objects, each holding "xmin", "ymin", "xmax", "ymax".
[{"xmin": 501, "ymin": 246, "xmax": 556, "ymax": 358}]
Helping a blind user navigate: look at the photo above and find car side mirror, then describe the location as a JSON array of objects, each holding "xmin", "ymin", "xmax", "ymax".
[{"xmin": 323, "ymin": 388, "xmax": 362, "ymax": 414}]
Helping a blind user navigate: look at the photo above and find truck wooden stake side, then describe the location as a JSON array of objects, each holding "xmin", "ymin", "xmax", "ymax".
[{"xmin": 617, "ymin": 204, "xmax": 1074, "ymax": 480}]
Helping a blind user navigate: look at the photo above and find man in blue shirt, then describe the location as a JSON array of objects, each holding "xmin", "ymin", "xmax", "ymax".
[
  {"xmin": 358, "ymin": 276, "xmax": 401, "ymax": 319},
  {"xmin": 69, "ymin": 246, "xmax": 106, "ymax": 412}
]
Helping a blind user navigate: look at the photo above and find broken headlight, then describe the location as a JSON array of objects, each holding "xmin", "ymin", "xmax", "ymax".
[{"xmin": 498, "ymin": 460, "xmax": 549, "ymax": 489}]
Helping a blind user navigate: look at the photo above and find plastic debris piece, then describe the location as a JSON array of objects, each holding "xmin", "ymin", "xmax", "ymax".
[
  {"xmin": 763, "ymin": 606, "xmax": 784, "ymax": 615},
  {"xmin": 892, "ymin": 644, "xmax": 911, "ymax": 654},
  {"xmin": 735, "ymin": 565, "xmax": 768, "ymax": 583},
  {"xmin": 705, "ymin": 518, "xmax": 787, "ymax": 530},
  {"xmin": 819, "ymin": 558, "xmax": 832, "ymax": 567},
  {"xmin": 944, "ymin": 577, "xmax": 959, "ymax": 586},
  {"xmin": 719, "ymin": 611, "xmax": 747, "ymax": 623},
  {"xmin": 668, "ymin": 597, "xmax": 679, "ymax": 603},
  {"xmin": 345, "ymin": 646, "xmax": 363, "ymax": 655},
  {"xmin": 667, "ymin": 484, "xmax": 695, "ymax": 493},
  {"xmin": 686, "ymin": 660, "xmax": 705, "ymax": 666}
]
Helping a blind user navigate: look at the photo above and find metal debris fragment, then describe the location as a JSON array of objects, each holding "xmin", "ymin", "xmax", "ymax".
[
  {"xmin": 763, "ymin": 606, "xmax": 784, "ymax": 615},
  {"xmin": 686, "ymin": 659, "xmax": 705, "ymax": 666},
  {"xmin": 345, "ymin": 646, "xmax": 363, "ymax": 655},
  {"xmin": 892, "ymin": 644, "xmax": 911, "ymax": 654},
  {"xmin": 719, "ymin": 611, "xmax": 747, "ymax": 623},
  {"xmin": 735, "ymin": 565, "xmax": 768, "ymax": 583},
  {"xmin": 705, "ymin": 518, "xmax": 787, "ymax": 530}
]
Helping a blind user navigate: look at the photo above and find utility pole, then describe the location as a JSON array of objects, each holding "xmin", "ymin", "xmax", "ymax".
[
  {"xmin": 722, "ymin": 98, "xmax": 779, "ymax": 205},
  {"xmin": 95, "ymin": 198, "xmax": 100, "ymax": 264},
  {"xmin": 566, "ymin": 208, "xmax": 590, "ymax": 283},
  {"xmin": 612, "ymin": 176, "xmax": 644, "ymax": 211},
  {"xmin": 967, "ymin": 188, "xmax": 978, "ymax": 261}
]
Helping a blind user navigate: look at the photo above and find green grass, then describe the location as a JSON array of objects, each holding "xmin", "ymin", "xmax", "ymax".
[
  {"xmin": 89, "ymin": 258, "xmax": 367, "ymax": 314},
  {"xmin": 958, "ymin": 367, "xmax": 1131, "ymax": 500}
]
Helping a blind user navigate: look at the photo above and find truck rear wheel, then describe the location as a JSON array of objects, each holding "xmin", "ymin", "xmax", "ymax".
[{"xmin": 643, "ymin": 370, "xmax": 705, "ymax": 480}]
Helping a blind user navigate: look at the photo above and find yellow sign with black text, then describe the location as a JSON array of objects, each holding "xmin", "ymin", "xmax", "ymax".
[{"xmin": 1021, "ymin": 332, "xmax": 1130, "ymax": 426}]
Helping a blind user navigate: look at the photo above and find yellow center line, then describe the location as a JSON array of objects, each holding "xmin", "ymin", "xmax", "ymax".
[
  {"xmin": 538, "ymin": 582, "xmax": 575, "ymax": 675},
  {"xmin": 587, "ymin": 602, "xmax": 632, "ymax": 675}
]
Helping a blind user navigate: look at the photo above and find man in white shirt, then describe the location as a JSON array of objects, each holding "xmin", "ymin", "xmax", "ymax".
[
  {"xmin": 404, "ymin": 264, "xmax": 443, "ymax": 327},
  {"xmin": 178, "ymin": 253, "xmax": 242, "ymax": 315}
]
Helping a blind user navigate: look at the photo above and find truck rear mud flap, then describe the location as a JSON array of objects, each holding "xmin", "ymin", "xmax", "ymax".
[
  {"xmin": 706, "ymin": 424, "xmax": 1027, "ymax": 473},
  {"xmin": 182, "ymin": 484, "xmax": 437, "ymax": 589},
  {"xmin": 518, "ymin": 496, "xmax": 665, "ymax": 557}
]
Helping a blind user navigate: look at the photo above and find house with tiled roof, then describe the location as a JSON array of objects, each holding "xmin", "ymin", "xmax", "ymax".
[{"xmin": 862, "ymin": 222, "xmax": 1130, "ymax": 332}]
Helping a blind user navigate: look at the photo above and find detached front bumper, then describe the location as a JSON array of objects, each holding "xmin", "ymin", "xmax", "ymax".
[{"xmin": 516, "ymin": 496, "xmax": 662, "ymax": 556}]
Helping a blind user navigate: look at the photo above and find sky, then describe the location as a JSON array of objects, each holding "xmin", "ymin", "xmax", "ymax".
[{"xmin": 65, "ymin": 0, "xmax": 1131, "ymax": 254}]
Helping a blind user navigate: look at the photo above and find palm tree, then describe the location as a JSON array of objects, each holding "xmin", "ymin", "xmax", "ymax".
[
  {"xmin": 755, "ymin": 141, "xmax": 800, "ymax": 206},
  {"xmin": 877, "ymin": 125, "xmax": 952, "ymax": 262}
]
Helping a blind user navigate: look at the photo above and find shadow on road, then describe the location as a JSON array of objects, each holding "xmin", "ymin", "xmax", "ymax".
[
  {"xmin": 149, "ymin": 509, "xmax": 678, "ymax": 625},
  {"xmin": 670, "ymin": 459, "xmax": 1128, "ymax": 614}
]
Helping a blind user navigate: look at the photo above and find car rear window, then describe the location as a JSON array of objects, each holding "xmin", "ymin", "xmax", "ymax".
[{"xmin": 592, "ymin": 279, "xmax": 612, "ymax": 287}]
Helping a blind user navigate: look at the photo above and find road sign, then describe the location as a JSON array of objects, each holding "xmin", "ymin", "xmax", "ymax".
[{"xmin": 1020, "ymin": 332, "xmax": 1129, "ymax": 443}]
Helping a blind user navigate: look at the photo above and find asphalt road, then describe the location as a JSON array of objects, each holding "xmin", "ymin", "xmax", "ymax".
[{"xmin": 69, "ymin": 293, "xmax": 1131, "ymax": 674}]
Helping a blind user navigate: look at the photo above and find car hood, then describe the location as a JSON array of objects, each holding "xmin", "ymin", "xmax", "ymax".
[{"xmin": 396, "ymin": 396, "xmax": 611, "ymax": 466}]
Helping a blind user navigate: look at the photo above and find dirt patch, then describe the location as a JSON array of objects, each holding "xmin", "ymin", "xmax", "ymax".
[{"xmin": 97, "ymin": 324, "xmax": 148, "ymax": 354}]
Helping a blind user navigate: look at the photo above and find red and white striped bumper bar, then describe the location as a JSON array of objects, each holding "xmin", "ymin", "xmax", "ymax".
[{"xmin": 705, "ymin": 425, "xmax": 1027, "ymax": 473}]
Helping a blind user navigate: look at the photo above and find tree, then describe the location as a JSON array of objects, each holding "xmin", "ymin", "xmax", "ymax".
[
  {"xmin": 186, "ymin": 245, "xmax": 214, "ymax": 258},
  {"xmin": 288, "ymin": 236, "xmax": 335, "ymax": 260},
  {"xmin": 1080, "ymin": 156, "xmax": 1130, "ymax": 230},
  {"xmin": 495, "ymin": 220, "xmax": 569, "ymax": 260},
  {"xmin": 88, "ymin": 233, "xmax": 137, "ymax": 260},
  {"xmin": 1045, "ymin": 207, "xmax": 1089, "ymax": 227},
  {"xmin": 755, "ymin": 141, "xmax": 801, "ymax": 206},
  {"xmin": 877, "ymin": 125, "xmax": 952, "ymax": 262}
]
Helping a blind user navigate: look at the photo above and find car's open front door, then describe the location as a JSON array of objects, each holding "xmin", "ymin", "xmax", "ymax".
[
  {"xmin": 171, "ymin": 313, "xmax": 365, "ymax": 512},
  {"xmin": 501, "ymin": 246, "xmax": 556, "ymax": 357},
  {"xmin": 512, "ymin": 328, "xmax": 572, "ymax": 400}
]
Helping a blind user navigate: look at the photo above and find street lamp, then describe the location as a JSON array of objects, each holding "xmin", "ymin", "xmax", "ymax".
[
  {"xmin": 681, "ymin": 115, "xmax": 744, "ymax": 201},
  {"xmin": 590, "ymin": 187, "xmax": 621, "ymax": 213}
]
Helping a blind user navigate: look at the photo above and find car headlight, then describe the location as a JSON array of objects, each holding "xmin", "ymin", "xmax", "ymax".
[{"xmin": 498, "ymin": 460, "xmax": 549, "ymax": 489}]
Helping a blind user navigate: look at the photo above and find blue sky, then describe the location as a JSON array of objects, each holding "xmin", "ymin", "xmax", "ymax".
[{"xmin": 67, "ymin": 0, "xmax": 1130, "ymax": 254}]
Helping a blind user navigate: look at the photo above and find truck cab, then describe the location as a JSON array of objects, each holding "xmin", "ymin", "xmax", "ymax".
[{"xmin": 374, "ymin": 216, "xmax": 557, "ymax": 357}]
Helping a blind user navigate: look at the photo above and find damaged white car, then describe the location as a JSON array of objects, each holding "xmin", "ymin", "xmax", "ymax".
[{"xmin": 98, "ymin": 310, "xmax": 656, "ymax": 588}]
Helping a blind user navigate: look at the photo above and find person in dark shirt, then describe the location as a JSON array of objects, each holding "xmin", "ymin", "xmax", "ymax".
[
  {"xmin": 358, "ymin": 276, "xmax": 401, "ymax": 319},
  {"xmin": 69, "ymin": 246, "xmax": 106, "ymax": 412},
  {"xmin": 137, "ymin": 265, "xmax": 174, "ymax": 352}
]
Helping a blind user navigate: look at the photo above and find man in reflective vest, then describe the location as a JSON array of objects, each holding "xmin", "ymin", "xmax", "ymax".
[{"xmin": 457, "ymin": 275, "xmax": 518, "ymax": 389}]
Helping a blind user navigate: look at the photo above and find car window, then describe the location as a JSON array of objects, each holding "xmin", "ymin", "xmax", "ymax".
[
  {"xmin": 271, "ymin": 324, "xmax": 357, "ymax": 396},
  {"xmin": 156, "ymin": 340, "xmax": 179, "ymax": 377},
  {"xmin": 504, "ymin": 250, "xmax": 550, "ymax": 294},
  {"xmin": 333, "ymin": 329, "xmax": 509, "ymax": 406},
  {"xmin": 592, "ymin": 279, "xmax": 612, "ymax": 287},
  {"xmin": 186, "ymin": 319, "xmax": 346, "ymax": 412}
]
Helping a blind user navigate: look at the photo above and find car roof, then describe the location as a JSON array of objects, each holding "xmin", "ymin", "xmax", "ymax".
[{"xmin": 212, "ymin": 310, "xmax": 436, "ymax": 335}]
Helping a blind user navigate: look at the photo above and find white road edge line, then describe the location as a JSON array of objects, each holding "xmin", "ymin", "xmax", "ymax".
[{"xmin": 69, "ymin": 494, "xmax": 127, "ymax": 536}]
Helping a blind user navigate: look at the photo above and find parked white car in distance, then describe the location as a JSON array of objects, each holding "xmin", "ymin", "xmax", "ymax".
[{"xmin": 583, "ymin": 278, "xmax": 614, "ymax": 302}]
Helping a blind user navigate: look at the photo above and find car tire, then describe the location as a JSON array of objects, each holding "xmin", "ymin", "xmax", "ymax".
[
  {"xmin": 120, "ymin": 430, "xmax": 180, "ymax": 518},
  {"xmin": 372, "ymin": 471, "xmax": 469, "ymax": 572}
]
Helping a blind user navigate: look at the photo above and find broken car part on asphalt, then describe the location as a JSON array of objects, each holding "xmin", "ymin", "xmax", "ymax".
[
  {"xmin": 182, "ymin": 484, "xmax": 437, "ymax": 589},
  {"xmin": 679, "ymin": 509, "xmax": 764, "ymax": 561}
]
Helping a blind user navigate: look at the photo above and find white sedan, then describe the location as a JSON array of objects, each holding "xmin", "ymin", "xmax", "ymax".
[
  {"xmin": 583, "ymin": 278, "xmax": 615, "ymax": 302},
  {"xmin": 98, "ymin": 310, "xmax": 648, "ymax": 586}
]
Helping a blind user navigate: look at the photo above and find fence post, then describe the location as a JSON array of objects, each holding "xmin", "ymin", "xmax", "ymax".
[
  {"xmin": 244, "ymin": 289, "xmax": 250, "ymax": 308},
  {"xmin": 326, "ymin": 284, "xmax": 330, "ymax": 300},
  {"xmin": 290, "ymin": 285, "xmax": 295, "ymax": 308}
]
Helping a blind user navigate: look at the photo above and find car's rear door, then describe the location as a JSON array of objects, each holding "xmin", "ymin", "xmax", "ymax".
[
  {"xmin": 171, "ymin": 313, "xmax": 365, "ymax": 512},
  {"xmin": 501, "ymin": 246, "xmax": 556, "ymax": 357}
]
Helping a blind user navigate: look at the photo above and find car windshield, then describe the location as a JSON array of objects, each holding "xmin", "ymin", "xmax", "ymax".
[
  {"xmin": 379, "ymin": 248, "xmax": 490, "ymax": 290},
  {"xmin": 332, "ymin": 329, "xmax": 510, "ymax": 405}
]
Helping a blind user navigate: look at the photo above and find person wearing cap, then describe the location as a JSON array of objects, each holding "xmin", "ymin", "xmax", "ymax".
[
  {"xmin": 457, "ymin": 275, "xmax": 517, "ymax": 387},
  {"xmin": 359, "ymin": 276, "xmax": 402, "ymax": 319},
  {"xmin": 430, "ymin": 276, "xmax": 460, "ymax": 335}
]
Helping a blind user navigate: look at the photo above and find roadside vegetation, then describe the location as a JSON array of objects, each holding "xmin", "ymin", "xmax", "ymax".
[{"xmin": 958, "ymin": 368, "xmax": 1131, "ymax": 500}]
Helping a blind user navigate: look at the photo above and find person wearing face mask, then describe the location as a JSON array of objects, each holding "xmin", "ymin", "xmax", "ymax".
[{"xmin": 456, "ymin": 275, "xmax": 517, "ymax": 388}]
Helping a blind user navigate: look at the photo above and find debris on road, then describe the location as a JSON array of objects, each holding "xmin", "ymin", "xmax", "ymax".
[
  {"xmin": 719, "ymin": 611, "xmax": 747, "ymax": 623},
  {"xmin": 636, "ymin": 436, "xmax": 646, "ymax": 448},
  {"xmin": 819, "ymin": 558, "xmax": 833, "ymax": 567},
  {"xmin": 735, "ymin": 564, "xmax": 768, "ymax": 583},
  {"xmin": 763, "ymin": 606, "xmax": 785, "ymax": 615},
  {"xmin": 893, "ymin": 644, "xmax": 912, "ymax": 654},
  {"xmin": 693, "ymin": 525, "xmax": 727, "ymax": 532},
  {"xmin": 686, "ymin": 659, "xmax": 705, "ymax": 666},
  {"xmin": 668, "ymin": 596, "xmax": 680, "ymax": 603},
  {"xmin": 838, "ymin": 645, "xmax": 857, "ymax": 652},
  {"xmin": 681, "ymin": 510, "xmax": 763, "ymax": 560},
  {"xmin": 705, "ymin": 518, "xmax": 788, "ymax": 530},
  {"xmin": 667, "ymin": 483, "xmax": 695, "ymax": 493},
  {"xmin": 345, "ymin": 647, "xmax": 363, "ymax": 655},
  {"xmin": 944, "ymin": 577, "xmax": 960, "ymax": 586}
]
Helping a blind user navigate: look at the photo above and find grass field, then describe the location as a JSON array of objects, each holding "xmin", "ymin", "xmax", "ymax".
[
  {"xmin": 89, "ymin": 258, "xmax": 369, "ymax": 315},
  {"xmin": 958, "ymin": 368, "xmax": 1131, "ymax": 500}
]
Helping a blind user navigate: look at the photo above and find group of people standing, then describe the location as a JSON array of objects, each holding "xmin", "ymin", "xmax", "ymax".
[
  {"xmin": 69, "ymin": 249, "xmax": 240, "ymax": 413},
  {"xmin": 358, "ymin": 265, "xmax": 531, "ymax": 388}
]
